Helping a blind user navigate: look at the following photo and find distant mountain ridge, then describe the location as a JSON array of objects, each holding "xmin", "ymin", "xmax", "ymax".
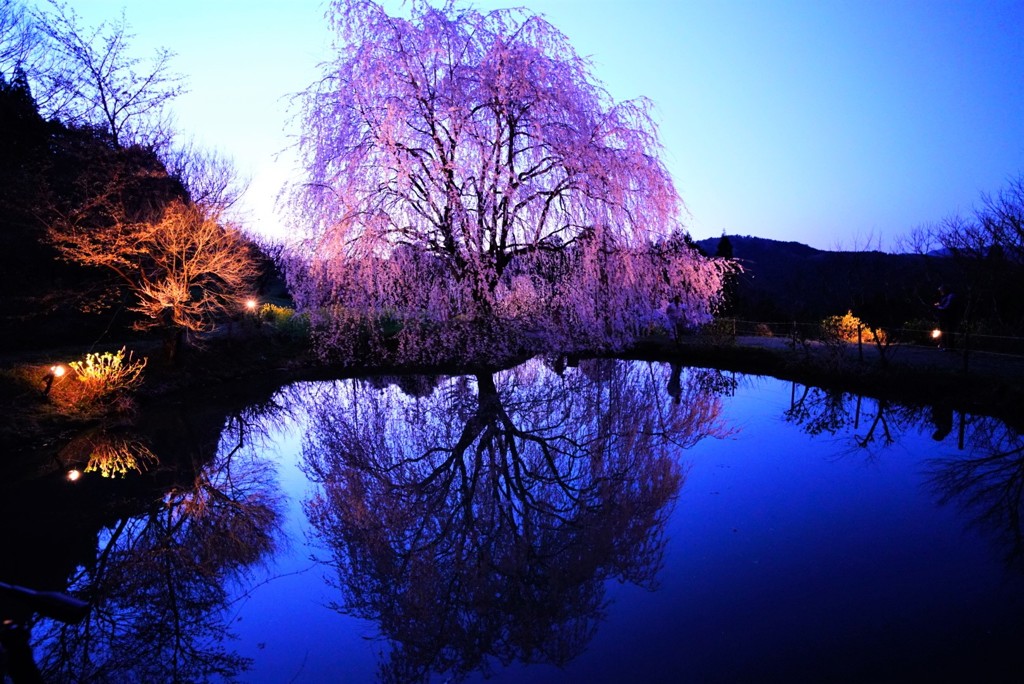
[
  {"xmin": 693, "ymin": 235, "xmax": 955, "ymax": 324},
  {"xmin": 695, "ymin": 235, "xmax": 824, "ymax": 260}
]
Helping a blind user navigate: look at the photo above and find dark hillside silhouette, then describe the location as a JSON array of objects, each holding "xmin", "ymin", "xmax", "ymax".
[
  {"xmin": 696, "ymin": 235, "xmax": 958, "ymax": 328},
  {"xmin": 0, "ymin": 68, "xmax": 278, "ymax": 355},
  {"xmin": 0, "ymin": 73, "xmax": 190, "ymax": 351},
  {"xmin": 0, "ymin": 71, "xmax": 67, "ymax": 295}
]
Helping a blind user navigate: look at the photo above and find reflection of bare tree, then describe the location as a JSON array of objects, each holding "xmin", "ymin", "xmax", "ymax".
[
  {"xmin": 783, "ymin": 380, "xmax": 1024, "ymax": 573},
  {"xmin": 783, "ymin": 383, "xmax": 933, "ymax": 453},
  {"xmin": 302, "ymin": 359, "xmax": 729, "ymax": 682},
  {"xmin": 928, "ymin": 417, "xmax": 1024, "ymax": 572},
  {"xmin": 219, "ymin": 383, "xmax": 310, "ymax": 461},
  {"xmin": 785, "ymin": 385, "xmax": 856, "ymax": 437},
  {"xmin": 33, "ymin": 432, "xmax": 284, "ymax": 683}
]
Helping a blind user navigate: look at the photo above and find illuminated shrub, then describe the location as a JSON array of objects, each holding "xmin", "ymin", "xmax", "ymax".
[
  {"xmin": 84, "ymin": 437, "xmax": 157, "ymax": 478},
  {"xmin": 51, "ymin": 347, "xmax": 146, "ymax": 413},
  {"xmin": 59, "ymin": 429, "xmax": 159, "ymax": 478},
  {"xmin": 821, "ymin": 311, "xmax": 886, "ymax": 344},
  {"xmin": 259, "ymin": 303, "xmax": 311, "ymax": 340}
]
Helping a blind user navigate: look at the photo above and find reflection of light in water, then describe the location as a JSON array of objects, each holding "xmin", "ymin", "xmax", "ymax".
[{"xmin": 84, "ymin": 439, "xmax": 157, "ymax": 478}]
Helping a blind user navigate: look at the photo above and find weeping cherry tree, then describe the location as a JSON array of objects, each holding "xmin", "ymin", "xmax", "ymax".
[{"xmin": 288, "ymin": 0, "xmax": 732, "ymax": 362}]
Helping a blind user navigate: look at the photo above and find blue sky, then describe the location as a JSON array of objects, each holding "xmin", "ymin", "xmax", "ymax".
[{"xmin": 65, "ymin": 0, "xmax": 1024, "ymax": 251}]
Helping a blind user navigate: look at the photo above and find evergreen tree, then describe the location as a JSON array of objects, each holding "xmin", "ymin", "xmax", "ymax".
[
  {"xmin": 715, "ymin": 234, "xmax": 734, "ymax": 260},
  {"xmin": 714, "ymin": 233, "xmax": 737, "ymax": 316},
  {"xmin": 0, "ymin": 66, "xmax": 59, "ymax": 294}
]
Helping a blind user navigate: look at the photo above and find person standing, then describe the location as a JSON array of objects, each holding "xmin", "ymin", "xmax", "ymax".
[
  {"xmin": 934, "ymin": 285, "xmax": 957, "ymax": 350},
  {"xmin": 666, "ymin": 295, "xmax": 687, "ymax": 341}
]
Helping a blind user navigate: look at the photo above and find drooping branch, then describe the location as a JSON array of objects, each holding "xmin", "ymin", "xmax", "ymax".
[{"xmin": 286, "ymin": 0, "xmax": 734, "ymax": 363}]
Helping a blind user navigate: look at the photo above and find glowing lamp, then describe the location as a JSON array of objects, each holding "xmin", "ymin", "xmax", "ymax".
[
  {"xmin": 245, "ymin": 299, "xmax": 258, "ymax": 311},
  {"xmin": 43, "ymin": 364, "xmax": 67, "ymax": 396},
  {"xmin": 931, "ymin": 329, "xmax": 942, "ymax": 339},
  {"xmin": 66, "ymin": 469, "xmax": 81, "ymax": 482}
]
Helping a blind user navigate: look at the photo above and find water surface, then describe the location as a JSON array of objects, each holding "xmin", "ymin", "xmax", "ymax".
[{"xmin": 25, "ymin": 359, "xmax": 1024, "ymax": 682}]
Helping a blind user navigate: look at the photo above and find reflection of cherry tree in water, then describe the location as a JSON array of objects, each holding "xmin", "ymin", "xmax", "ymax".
[
  {"xmin": 33, "ymin": 427, "xmax": 284, "ymax": 683},
  {"xmin": 302, "ymin": 359, "xmax": 730, "ymax": 682},
  {"xmin": 927, "ymin": 416, "xmax": 1024, "ymax": 573}
]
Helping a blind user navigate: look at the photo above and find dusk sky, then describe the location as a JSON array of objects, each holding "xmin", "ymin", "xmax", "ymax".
[{"xmin": 67, "ymin": 0, "xmax": 1024, "ymax": 251}]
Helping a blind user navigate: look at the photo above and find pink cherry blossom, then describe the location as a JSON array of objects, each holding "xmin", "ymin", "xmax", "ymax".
[{"xmin": 286, "ymin": 1, "xmax": 734, "ymax": 363}]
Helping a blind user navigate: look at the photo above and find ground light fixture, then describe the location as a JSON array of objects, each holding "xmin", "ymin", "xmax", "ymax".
[{"xmin": 42, "ymin": 364, "xmax": 67, "ymax": 396}]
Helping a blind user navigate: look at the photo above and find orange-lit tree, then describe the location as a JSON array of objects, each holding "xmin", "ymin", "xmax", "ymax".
[
  {"xmin": 2, "ymin": 1, "xmax": 261, "ymax": 355},
  {"xmin": 49, "ymin": 199, "xmax": 259, "ymax": 359}
]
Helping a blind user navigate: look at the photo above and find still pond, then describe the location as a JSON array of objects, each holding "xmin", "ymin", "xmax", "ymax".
[{"xmin": 10, "ymin": 358, "xmax": 1024, "ymax": 682}]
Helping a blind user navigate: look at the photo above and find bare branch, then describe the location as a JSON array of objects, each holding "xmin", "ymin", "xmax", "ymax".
[{"xmin": 33, "ymin": 1, "xmax": 186, "ymax": 148}]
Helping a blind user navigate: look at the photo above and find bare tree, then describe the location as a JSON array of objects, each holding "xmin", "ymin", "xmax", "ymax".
[
  {"xmin": 49, "ymin": 198, "xmax": 260, "ymax": 359},
  {"xmin": 0, "ymin": 0, "xmax": 37, "ymax": 78},
  {"xmin": 33, "ymin": 0, "xmax": 185, "ymax": 149},
  {"xmin": 976, "ymin": 176, "xmax": 1024, "ymax": 263},
  {"xmin": 163, "ymin": 140, "xmax": 249, "ymax": 219},
  {"xmin": 902, "ymin": 175, "xmax": 1024, "ymax": 336}
]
